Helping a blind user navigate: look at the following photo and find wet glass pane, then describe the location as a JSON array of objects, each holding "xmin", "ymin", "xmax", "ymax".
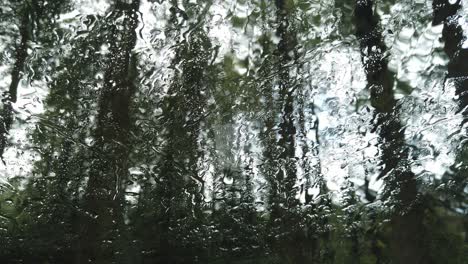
[{"xmin": 0, "ymin": 0, "xmax": 466, "ymax": 263}]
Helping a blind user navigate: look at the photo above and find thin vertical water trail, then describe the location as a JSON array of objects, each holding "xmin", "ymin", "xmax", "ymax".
[{"xmin": 0, "ymin": 0, "xmax": 466, "ymax": 263}]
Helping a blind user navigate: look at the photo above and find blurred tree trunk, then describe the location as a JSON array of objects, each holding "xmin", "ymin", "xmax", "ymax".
[
  {"xmin": 354, "ymin": 1, "xmax": 426, "ymax": 263},
  {"xmin": 432, "ymin": 0, "xmax": 468, "ymax": 245},
  {"xmin": 433, "ymin": 0, "xmax": 468, "ymax": 207},
  {"xmin": 0, "ymin": 5, "xmax": 31, "ymax": 159},
  {"xmin": 275, "ymin": 0, "xmax": 298, "ymax": 207},
  {"xmin": 269, "ymin": 0, "xmax": 309, "ymax": 262},
  {"xmin": 141, "ymin": 2, "xmax": 213, "ymax": 262},
  {"xmin": 77, "ymin": 1, "xmax": 140, "ymax": 263}
]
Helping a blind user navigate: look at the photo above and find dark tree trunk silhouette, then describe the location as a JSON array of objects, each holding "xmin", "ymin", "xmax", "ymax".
[
  {"xmin": 433, "ymin": 0, "xmax": 468, "ymax": 98},
  {"xmin": 432, "ymin": 0, "xmax": 468, "ymax": 245},
  {"xmin": 141, "ymin": 2, "xmax": 213, "ymax": 262},
  {"xmin": 267, "ymin": 0, "xmax": 310, "ymax": 262},
  {"xmin": 0, "ymin": 6, "xmax": 30, "ymax": 159},
  {"xmin": 433, "ymin": 0, "xmax": 468, "ymax": 203},
  {"xmin": 275, "ymin": 0, "xmax": 298, "ymax": 208},
  {"xmin": 354, "ymin": 1, "xmax": 426, "ymax": 263},
  {"xmin": 78, "ymin": 1, "xmax": 140, "ymax": 263}
]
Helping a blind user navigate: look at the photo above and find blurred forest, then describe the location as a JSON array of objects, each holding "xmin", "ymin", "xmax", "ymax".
[{"xmin": 0, "ymin": 0, "xmax": 467, "ymax": 263}]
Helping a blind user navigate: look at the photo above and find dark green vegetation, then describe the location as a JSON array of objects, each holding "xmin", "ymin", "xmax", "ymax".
[{"xmin": 0, "ymin": 0, "xmax": 466, "ymax": 263}]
